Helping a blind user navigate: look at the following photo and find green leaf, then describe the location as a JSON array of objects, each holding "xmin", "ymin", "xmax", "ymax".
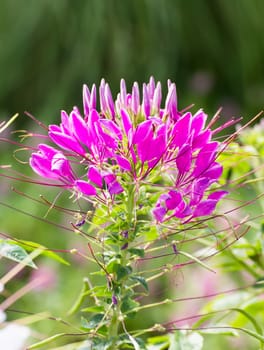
[
  {"xmin": 67, "ymin": 278, "xmax": 90, "ymax": 315},
  {"xmin": 169, "ymin": 331, "xmax": 203, "ymax": 350},
  {"xmin": 81, "ymin": 305, "xmax": 104, "ymax": 313},
  {"xmin": 81, "ymin": 314, "xmax": 105, "ymax": 330},
  {"xmin": 113, "ymin": 264, "xmax": 132, "ymax": 281},
  {"xmin": 27, "ymin": 333, "xmax": 66, "ymax": 349},
  {"xmin": 129, "ymin": 275, "xmax": 149, "ymax": 292},
  {"xmin": 147, "ymin": 335, "xmax": 169, "ymax": 350},
  {"xmin": 254, "ymin": 277, "xmax": 264, "ymax": 289},
  {"xmin": 121, "ymin": 296, "xmax": 139, "ymax": 315},
  {"xmin": 0, "ymin": 240, "xmax": 37, "ymax": 268},
  {"xmin": 128, "ymin": 248, "xmax": 145, "ymax": 258},
  {"xmin": 13, "ymin": 240, "xmax": 70, "ymax": 266}
]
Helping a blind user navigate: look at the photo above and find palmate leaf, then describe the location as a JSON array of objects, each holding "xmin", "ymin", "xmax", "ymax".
[{"xmin": 0, "ymin": 239, "xmax": 37, "ymax": 268}]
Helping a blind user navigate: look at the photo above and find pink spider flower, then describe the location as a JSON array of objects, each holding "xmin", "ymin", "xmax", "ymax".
[{"xmin": 30, "ymin": 77, "xmax": 233, "ymax": 220}]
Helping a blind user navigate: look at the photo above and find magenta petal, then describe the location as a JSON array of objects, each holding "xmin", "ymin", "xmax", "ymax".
[
  {"xmin": 100, "ymin": 119, "xmax": 122, "ymax": 140},
  {"xmin": 121, "ymin": 109, "xmax": 132, "ymax": 136},
  {"xmin": 115, "ymin": 155, "xmax": 131, "ymax": 171},
  {"xmin": 202, "ymin": 162, "xmax": 223, "ymax": 180},
  {"xmin": 51, "ymin": 153, "xmax": 73, "ymax": 181},
  {"xmin": 90, "ymin": 84, "xmax": 97, "ymax": 111},
  {"xmin": 152, "ymin": 81, "xmax": 162, "ymax": 111},
  {"xmin": 193, "ymin": 199, "xmax": 217, "ymax": 217},
  {"xmin": 49, "ymin": 131, "xmax": 85, "ymax": 155},
  {"xmin": 30, "ymin": 154, "xmax": 57, "ymax": 179},
  {"xmin": 193, "ymin": 141, "xmax": 218, "ymax": 177},
  {"xmin": 153, "ymin": 206, "xmax": 166, "ymax": 222},
  {"xmin": 60, "ymin": 110, "xmax": 71, "ymax": 133},
  {"xmin": 108, "ymin": 181, "xmax": 123, "ymax": 195},
  {"xmin": 165, "ymin": 191, "xmax": 182, "ymax": 210},
  {"xmin": 88, "ymin": 166, "xmax": 103, "ymax": 188},
  {"xmin": 120, "ymin": 79, "xmax": 127, "ymax": 105},
  {"xmin": 174, "ymin": 204, "xmax": 192, "ymax": 218},
  {"xmin": 208, "ymin": 191, "xmax": 228, "ymax": 201},
  {"xmin": 82, "ymin": 84, "xmax": 91, "ymax": 117},
  {"xmin": 164, "ymin": 83, "xmax": 178, "ymax": 120},
  {"xmin": 142, "ymin": 83, "xmax": 150, "ymax": 117},
  {"xmin": 105, "ymin": 83, "xmax": 115, "ymax": 118},
  {"xmin": 133, "ymin": 120, "xmax": 152, "ymax": 144},
  {"xmin": 174, "ymin": 112, "xmax": 191, "ymax": 147},
  {"xmin": 190, "ymin": 177, "xmax": 211, "ymax": 205},
  {"xmin": 176, "ymin": 144, "xmax": 192, "ymax": 174},
  {"xmin": 38, "ymin": 144, "xmax": 58, "ymax": 157},
  {"xmin": 191, "ymin": 110, "xmax": 207, "ymax": 136},
  {"xmin": 192, "ymin": 129, "xmax": 211, "ymax": 150},
  {"xmin": 75, "ymin": 180, "xmax": 97, "ymax": 196},
  {"xmin": 99, "ymin": 79, "xmax": 107, "ymax": 112},
  {"xmin": 104, "ymin": 174, "xmax": 123, "ymax": 195},
  {"xmin": 131, "ymin": 82, "xmax": 140, "ymax": 114},
  {"xmin": 147, "ymin": 76, "xmax": 155, "ymax": 97},
  {"xmin": 49, "ymin": 124, "xmax": 61, "ymax": 133},
  {"xmin": 71, "ymin": 111, "xmax": 90, "ymax": 146}
]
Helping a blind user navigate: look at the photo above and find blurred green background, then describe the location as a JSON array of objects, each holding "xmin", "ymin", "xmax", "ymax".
[
  {"xmin": 0, "ymin": 0, "xmax": 263, "ymax": 125},
  {"xmin": 0, "ymin": 1, "xmax": 264, "ymax": 348}
]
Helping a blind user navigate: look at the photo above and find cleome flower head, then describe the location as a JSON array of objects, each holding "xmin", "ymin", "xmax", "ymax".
[{"xmin": 30, "ymin": 77, "xmax": 230, "ymax": 223}]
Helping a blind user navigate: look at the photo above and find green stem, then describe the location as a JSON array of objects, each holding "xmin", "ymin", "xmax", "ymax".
[
  {"xmin": 127, "ymin": 185, "xmax": 136, "ymax": 225},
  {"xmin": 108, "ymin": 306, "xmax": 119, "ymax": 339},
  {"xmin": 107, "ymin": 185, "xmax": 136, "ymax": 348}
]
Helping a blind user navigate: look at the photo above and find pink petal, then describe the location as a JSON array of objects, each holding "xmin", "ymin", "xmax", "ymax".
[
  {"xmin": 121, "ymin": 109, "xmax": 132, "ymax": 136},
  {"xmin": 176, "ymin": 144, "xmax": 192, "ymax": 174},
  {"xmin": 83, "ymin": 84, "xmax": 91, "ymax": 117},
  {"xmin": 208, "ymin": 191, "xmax": 228, "ymax": 201},
  {"xmin": 153, "ymin": 206, "xmax": 166, "ymax": 222},
  {"xmin": 30, "ymin": 154, "xmax": 57, "ymax": 179},
  {"xmin": 174, "ymin": 112, "xmax": 191, "ymax": 147},
  {"xmin": 87, "ymin": 166, "xmax": 103, "ymax": 188},
  {"xmin": 193, "ymin": 199, "xmax": 217, "ymax": 217},
  {"xmin": 71, "ymin": 111, "xmax": 90, "ymax": 146},
  {"xmin": 193, "ymin": 142, "xmax": 218, "ymax": 177},
  {"xmin": 49, "ymin": 131, "xmax": 85, "ymax": 155},
  {"xmin": 75, "ymin": 180, "xmax": 97, "ymax": 196},
  {"xmin": 115, "ymin": 155, "xmax": 131, "ymax": 171},
  {"xmin": 165, "ymin": 191, "xmax": 182, "ymax": 210},
  {"xmin": 131, "ymin": 82, "xmax": 140, "ymax": 114},
  {"xmin": 133, "ymin": 120, "xmax": 152, "ymax": 144},
  {"xmin": 104, "ymin": 174, "xmax": 123, "ymax": 195},
  {"xmin": 191, "ymin": 110, "xmax": 207, "ymax": 136},
  {"xmin": 142, "ymin": 83, "xmax": 150, "ymax": 117}
]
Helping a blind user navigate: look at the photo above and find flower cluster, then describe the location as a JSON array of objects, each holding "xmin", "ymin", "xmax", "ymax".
[{"xmin": 30, "ymin": 77, "xmax": 228, "ymax": 223}]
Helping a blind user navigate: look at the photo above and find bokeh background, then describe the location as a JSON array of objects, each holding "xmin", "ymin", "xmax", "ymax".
[
  {"xmin": 0, "ymin": 1, "xmax": 264, "ymax": 348},
  {"xmin": 1, "ymin": 0, "xmax": 264, "ymax": 125}
]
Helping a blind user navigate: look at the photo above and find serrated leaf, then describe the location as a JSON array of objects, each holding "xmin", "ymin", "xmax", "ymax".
[{"xmin": 0, "ymin": 240, "xmax": 37, "ymax": 268}]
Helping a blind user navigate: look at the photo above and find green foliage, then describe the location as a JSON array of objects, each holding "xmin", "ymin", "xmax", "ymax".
[{"xmin": 0, "ymin": 239, "xmax": 37, "ymax": 268}]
